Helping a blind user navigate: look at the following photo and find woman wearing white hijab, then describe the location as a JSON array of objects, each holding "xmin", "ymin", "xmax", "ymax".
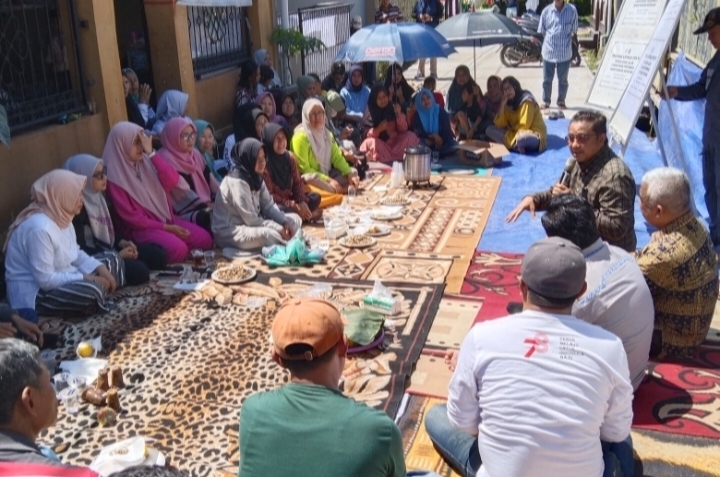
[
  {"xmin": 63, "ymin": 154, "xmax": 168, "ymax": 285},
  {"xmin": 289, "ymin": 99, "xmax": 359, "ymax": 194}
]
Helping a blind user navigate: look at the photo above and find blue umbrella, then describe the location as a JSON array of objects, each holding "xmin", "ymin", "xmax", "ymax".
[{"xmin": 334, "ymin": 23, "xmax": 456, "ymax": 64}]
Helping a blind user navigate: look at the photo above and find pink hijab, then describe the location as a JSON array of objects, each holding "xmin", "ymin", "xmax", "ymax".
[
  {"xmin": 3, "ymin": 170, "xmax": 86, "ymax": 252},
  {"xmin": 256, "ymin": 91, "xmax": 289, "ymax": 128},
  {"xmin": 102, "ymin": 121, "xmax": 172, "ymax": 222},
  {"xmin": 158, "ymin": 117, "xmax": 215, "ymax": 203}
]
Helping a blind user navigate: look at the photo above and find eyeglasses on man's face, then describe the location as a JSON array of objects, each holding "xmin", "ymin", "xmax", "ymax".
[{"xmin": 565, "ymin": 133, "xmax": 597, "ymax": 144}]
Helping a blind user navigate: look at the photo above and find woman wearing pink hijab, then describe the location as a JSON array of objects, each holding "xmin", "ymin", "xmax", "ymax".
[
  {"xmin": 103, "ymin": 122, "xmax": 213, "ymax": 263},
  {"xmin": 4, "ymin": 170, "xmax": 122, "ymax": 326},
  {"xmin": 157, "ymin": 117, "xmax": 219, "ymax": 232}
]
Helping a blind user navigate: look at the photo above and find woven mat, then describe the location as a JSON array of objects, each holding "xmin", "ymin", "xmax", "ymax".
[
  {"xmin": 39, "ymin": 274, "xmax": 443, "ymax": 476},
  {"xmin": 239, "ymin": 174, "xmax": 501, "ymax": 294},
  {"xmin": 399, "ymin": 395, "xmax": 720, "ymax": 477}
]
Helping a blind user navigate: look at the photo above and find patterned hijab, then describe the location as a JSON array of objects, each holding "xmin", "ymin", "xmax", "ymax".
[
  {"xmin": 159, "ymin": 117, "xmax": 213, "ymax": 203},
  {"xmin": 103, "ymin": 121, "xmax": 172, "ymax": 222},
  {"xmin": 4, "ymin": 170, "xmax": 86, "ymax": 252},
  {"xmin": 63, "ymin": 154, "xmax": 115, "ymax": 249}
]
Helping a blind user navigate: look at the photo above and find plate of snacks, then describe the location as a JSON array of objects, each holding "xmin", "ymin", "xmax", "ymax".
[
  {"xmin": 381, "ymin": 194, "xmax": 409, "ymax": 206},
  {"xmin": 212, "ymin": 265, "xmax": 257, "ymax": 284},
  {"xmin": 339, "ymin": 234, "xmax": 377, "ymax": 249},
  {"xmin": 371, "ymin": 210, "xmax": 403, "ymax": 221},
  {"xmin": 365, "ymin": 224, "xmax": 391, "ymax": 237}
]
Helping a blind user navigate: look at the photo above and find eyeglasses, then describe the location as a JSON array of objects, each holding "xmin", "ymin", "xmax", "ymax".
[
  {"xmin": 92, "ymin": 166, "xmax": 108, "ymax": 179},
  {"xmin": 309, "ymin": 111, "xmax": 325, "ymax": 119},
  {"xmin": 565, "ymin": 133, "xmax": 596, "ymax": 144},
  {"xmin": 180, "ymin": 132, "xmax": 197, "ymax": 141}
]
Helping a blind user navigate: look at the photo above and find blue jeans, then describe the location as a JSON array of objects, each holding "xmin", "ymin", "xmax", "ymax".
[
  {"xmin": 425, "ymin": 404, "xmax": 634, "ymax": 477},
  {"xmin": 542, "ymin": 59, "xmax": 571, "ymax": 105}
]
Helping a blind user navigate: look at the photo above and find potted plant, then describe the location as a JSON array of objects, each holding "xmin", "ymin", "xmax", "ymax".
[{"xmin": 270, "ymin": 27, "xmax": 326, "ymax": 85}]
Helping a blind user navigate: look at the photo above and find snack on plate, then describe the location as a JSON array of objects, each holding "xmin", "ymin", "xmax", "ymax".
[
  {"xmin": 343, "ymin": 235, "xmax": 374, "ymax": 246},
  {"xmin": 367, "ymin": 225, "xmax": 382, "ymax": 234},
  {"xmin": 213, "ymin": 265, "xmax": 254, "ymax": 282},
  {"xmin": 382, "ymin": 193, "xmax": 407, "ymax": 205}
]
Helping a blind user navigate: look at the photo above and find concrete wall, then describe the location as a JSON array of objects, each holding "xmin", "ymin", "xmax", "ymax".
[{"xmin": 195, "ymin": 68, "xmax": 241, "ymax": 133}]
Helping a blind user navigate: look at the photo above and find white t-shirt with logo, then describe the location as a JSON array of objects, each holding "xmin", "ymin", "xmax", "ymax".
[{"xmin": 447, "ymin": 310, "xmax": 633, "ymax": 477}]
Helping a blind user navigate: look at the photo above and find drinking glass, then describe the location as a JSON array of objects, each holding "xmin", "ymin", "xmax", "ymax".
[
  {"xmin": 58, "ymin": 387, "xmax": 81, "ymax": 414},
  {"xmin": 347, "ymin": 186, "xmax": 356, "ymax": 202},
  {"xmin": 191, "ymin": 249, "xmax": 203, "ymax": 267},
  {"xmin": 431, "ymin": 151, "xmax": 439, "ymax": 163},
  {"xmin": 204, "ymin": 251, "xmax": 216, "ymax": 269}
]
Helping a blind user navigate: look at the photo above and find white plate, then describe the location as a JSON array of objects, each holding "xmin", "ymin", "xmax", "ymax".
[
  {"xmin": 365, "ymin": 224, "xmax": 392, "ymax": 237},
  {"xmin": 447, "ymin": 169, "xmax": 476, "ymax": 175},
  {"xmin": 339, "ymin": 236, "xmax": 377, "ymax": 249},
  {"xmin": 211, "ymin": 266, "xmax": 257, "ymax": 284},
  {"xmin": 371, "ymin": 211, "xmax": 403, "ymax": 221}
]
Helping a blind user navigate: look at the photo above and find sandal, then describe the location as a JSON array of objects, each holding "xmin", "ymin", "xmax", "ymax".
[
  {"xmin": 548, "ymin": 111, "xmax": 559, "ymax": 120},
  {"xmin": 540, "ymin": 103, "xmax": 550, "ymax": 109},
  {"xmin": 557, "ymin": 102, "xmax": 567, "ymax": 110}
]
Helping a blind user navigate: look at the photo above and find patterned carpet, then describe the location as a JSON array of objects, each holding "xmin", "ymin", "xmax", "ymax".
[
  {"xmin": 241, "ymin": 174, "xmax": 501, "ymax": 294},
  {"xmin": 39, "ymin": 274, "xmax": 443, "ymax": 476}
]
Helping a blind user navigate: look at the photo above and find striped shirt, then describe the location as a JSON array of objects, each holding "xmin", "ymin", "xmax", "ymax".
[
  {"xmin": 375, "ymin": 4, "xmax": 403, "ymax": 23},
  {"xmin": 538, "ymin": 1, "xmax": 578, "ymax": 63}
]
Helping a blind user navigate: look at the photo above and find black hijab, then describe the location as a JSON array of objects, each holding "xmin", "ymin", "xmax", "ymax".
[
  {"xmin": 233, "ymin": 101, "xmax": 260, "ymax": 141},
  {"xmin": 230, "ymin": 138, "xmax": 265, "ymax": 191},
  {"xmin": 261, "ymin": 122, "xmax": 292, "ymax": 191},
  {"xmin": 384, "ymin": 64, "xmax": 414, "ymax": 106},
  {"xmin": 447, "ymin": 65, "xmax": 475, "ymax": 114},
  {"xmin": 504, "ymin": 76, "xmax": 535, "ymax": 110},
  {"xmin": 367, "ymin": 84, "xmax": 396, "ymax": 141}
]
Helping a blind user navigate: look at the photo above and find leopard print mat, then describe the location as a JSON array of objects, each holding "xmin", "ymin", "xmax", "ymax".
[{"xmin": 39, "ymin": 274, "xmax": 443, "ymax": 476}]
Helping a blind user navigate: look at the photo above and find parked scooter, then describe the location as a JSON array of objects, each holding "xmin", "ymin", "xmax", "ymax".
[{"xmin": 500, "ymin": 12, "xmax": 581, "ymax": 67}]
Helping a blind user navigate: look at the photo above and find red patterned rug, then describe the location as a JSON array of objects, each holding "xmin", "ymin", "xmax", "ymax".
[
  {"xmin": 462, "ymin": 251, "xmax": 720, "ymax": 440},
  {"xmin": 461, "ymin": 251, "xmax": 522, "ymax": 323}
]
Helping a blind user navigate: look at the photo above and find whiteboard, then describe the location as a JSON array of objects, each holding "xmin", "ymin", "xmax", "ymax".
[
  {"xmin": 608, "ymin": 0, "xmax": 687, "ymax": 146},
  {"xmin": 585, "ymin": 0, "xmax": 667, "ymax": 111}
]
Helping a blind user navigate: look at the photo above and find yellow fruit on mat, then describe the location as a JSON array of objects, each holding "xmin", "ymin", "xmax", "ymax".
[{"xmin": 77, "ymin": 342, "xmax": 94, "ymax": 358}]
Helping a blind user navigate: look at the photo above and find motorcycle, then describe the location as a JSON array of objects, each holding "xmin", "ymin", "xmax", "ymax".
[{"xmin": 500, "ymin": 12, "xmax": 581, "ymax": 68}]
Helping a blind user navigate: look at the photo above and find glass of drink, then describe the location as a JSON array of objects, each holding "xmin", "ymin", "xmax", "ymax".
[
  {"xmin": 347, "ymin": 186, "xmax": 356, "ymax": 202},
  {"xmin": 58, "ymin": 387, "xmax": 81, "ymax": 414},
  {"xmin": 431, "ymin": 151, "xmax": 439, "ymax": 164},
  {"xmin": 204, "ymin": 251, "xmax": 216, "ymax": 270},
  {"xmin": 191, "ymin": 249, "xmax": 204, "ymax": 267}
]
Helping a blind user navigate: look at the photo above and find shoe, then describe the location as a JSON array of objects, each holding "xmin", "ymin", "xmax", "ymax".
[
  {"xmin": 557, "ymin": 102, "xmax": 567, "ymax": 110},
  {"xmin": 540, "ymin": 103, "xmax": 550, "ymax": 109},
  {"xmin": 414, "ymin": 71, "xmax": 424, "ymax": 80}
]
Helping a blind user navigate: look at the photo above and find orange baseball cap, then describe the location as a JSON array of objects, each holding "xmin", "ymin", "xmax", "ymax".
[{"xmin": 272, "ymin": 298, "xmax": 345, "ymax": 361}]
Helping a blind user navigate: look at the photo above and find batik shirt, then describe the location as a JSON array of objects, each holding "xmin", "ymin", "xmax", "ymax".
[
  {"xmin": 533, "ymin": 145, "xmax": 637, "ymax": 251},
  {"xmin": 636, "ymin": 211, "xmax": 719, "ymax": 359}
]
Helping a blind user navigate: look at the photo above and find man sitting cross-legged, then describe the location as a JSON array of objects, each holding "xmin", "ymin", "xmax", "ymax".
[
  {"xmin": 541, "ymin": 194, "xmax": 654, "ymax": 390},
  {"xmin": 0, "ymin": 338, "xmax": 97, "ymax": 477},
  {"xmin": 637, "ymin": 167, "xmax": 718, "ymax": 360},
  {"xmin": 237, "ymin": 297, "xmax": 440, "ymax": 477},
  {"xmin": 425, "ymin": 237, "xmax": 634, "ymax": 477}
]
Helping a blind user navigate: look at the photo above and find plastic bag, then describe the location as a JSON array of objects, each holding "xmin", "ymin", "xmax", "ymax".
[{"xmin": 262, "ymin": 229, "xmax": 326, "ymax": 267}]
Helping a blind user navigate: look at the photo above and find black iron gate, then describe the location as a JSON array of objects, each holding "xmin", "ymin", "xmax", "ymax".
[{"xmin": 295, "ymin": 3, "xmax": 353, "ymax": 79}]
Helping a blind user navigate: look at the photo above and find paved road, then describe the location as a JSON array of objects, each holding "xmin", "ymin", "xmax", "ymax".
[{"xmin": 407, "ymin": 44, "xmax": 597, "ymax": 113}]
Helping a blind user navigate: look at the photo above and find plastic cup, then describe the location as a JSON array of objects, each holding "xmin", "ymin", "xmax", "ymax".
[
  {"xmin": 432, "ymin": 151, "xmax": 439, "ymax": 163},
  {"xmin": 68, "ymin": 376, "xmax": 87, "ymax": 390},
  {"xmin": 204, "ymin": 251, "xmax": 216, "ymax": 269},
  {"xmin": 191, "ymin": 249, "xmax": 204, "ymax": 267},
  {"xmin": 40, "ymin": 350, "xmax": 56, "ymax": 374},
  {"xmin": 58, "ymin": 387, "xmax": 81, "ymax": 414},
  {"xmin": 348, "ymin": 186, "xmax": 356, "ymax": 201}
]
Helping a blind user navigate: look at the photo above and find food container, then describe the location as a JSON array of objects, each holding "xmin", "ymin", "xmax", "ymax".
[{"xmin": 403, "ymin": 145, "xmax": 432, "ymax": 183}]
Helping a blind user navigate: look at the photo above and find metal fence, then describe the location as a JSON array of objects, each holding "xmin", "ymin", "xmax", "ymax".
[
  {"xmin": 187, "ymin": 5, "xmax": 251, "ymax": 78},
  {"xmin": 676, "ymin": 0, "xmax": 717, "ymax": 66},
  {"xmin": 291, "ymin": 3, "xmax": 354, "ymax": 79},
  {"xmin": 0, "ymin": 0, "xmax": 87, "ymax": 134}
]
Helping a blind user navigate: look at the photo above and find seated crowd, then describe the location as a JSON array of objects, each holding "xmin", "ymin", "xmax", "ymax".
[{"xmin": 1, "ymin": 52, "xmax": 717, "ymax": 477}]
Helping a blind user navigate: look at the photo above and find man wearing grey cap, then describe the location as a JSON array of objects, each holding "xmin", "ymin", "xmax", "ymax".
[
  {"xmin": 664, "ymin": 7, "xmax": 720, "ymax": 246},
  {"xmin": 425, "ymin": 237, "xmax": 634, "ymax": 477}
]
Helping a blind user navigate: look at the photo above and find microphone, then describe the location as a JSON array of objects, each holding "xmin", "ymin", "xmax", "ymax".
[{"xmin": 558, "ymin": 158, "xmax": 576, "ymax": 186}]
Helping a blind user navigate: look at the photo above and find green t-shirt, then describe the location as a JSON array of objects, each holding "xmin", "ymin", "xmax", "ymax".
[{"xmin": 238, "ymin": 383, "xmax": 406, "ymax": 477}]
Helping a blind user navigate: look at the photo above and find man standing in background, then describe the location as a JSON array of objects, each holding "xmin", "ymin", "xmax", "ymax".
[
  {"xmin": 376, "ymin": 0, "xmax": 404, "ymax": 23},
  {"xmin": 538, "ymin": 0, "xmax": 578, "ymax": 109},
  {"xmin": 413, "ymin": 0, "xmax": 443, "ymax": 80}
]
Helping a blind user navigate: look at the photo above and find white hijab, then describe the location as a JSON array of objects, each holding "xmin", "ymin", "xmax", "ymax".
[
  {"xmin": 297, "ymin": 98, "xmax": 332, "ymax": 174},
  {"xmin": 63, "ymin": 154, "xmax": 115, "ymax": 249}
]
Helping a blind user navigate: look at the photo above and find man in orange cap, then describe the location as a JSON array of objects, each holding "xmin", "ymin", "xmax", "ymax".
[{"xmin": 237, "ymin": 297, "xmax": 440, "ymax": 477}]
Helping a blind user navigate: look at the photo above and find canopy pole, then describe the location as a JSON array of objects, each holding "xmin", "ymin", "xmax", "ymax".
[{"xmin": 473, "ymin": 39, "xmax": 477, "ymax": 79}]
